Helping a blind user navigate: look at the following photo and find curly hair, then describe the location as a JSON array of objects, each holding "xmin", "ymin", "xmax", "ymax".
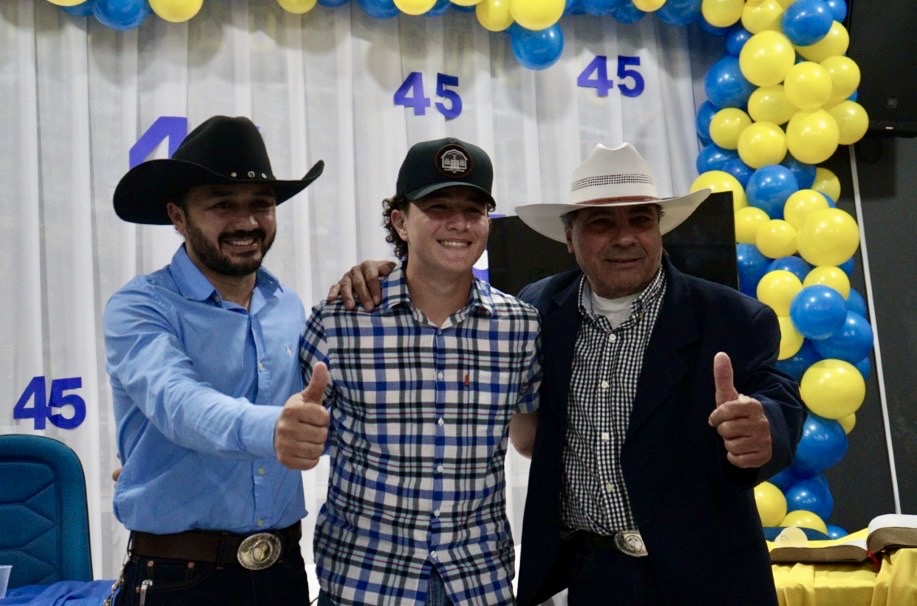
[{"xmin": 382, "ymin": 193, "xmax": 497, "ymax": 259}]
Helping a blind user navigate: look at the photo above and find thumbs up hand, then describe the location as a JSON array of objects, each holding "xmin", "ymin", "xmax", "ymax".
[
  {"xmin": 707, "ymin": 352, "xmax": 772, "ymax": 469},
  {"xmin": 274, "ymin": 362, "xmax": 331, "ymax": 470}
]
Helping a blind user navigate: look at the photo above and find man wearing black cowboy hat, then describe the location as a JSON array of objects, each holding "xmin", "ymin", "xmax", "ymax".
[{"xmin": 103, "ymin": 115, "xmax": 330, "ymax": 605}]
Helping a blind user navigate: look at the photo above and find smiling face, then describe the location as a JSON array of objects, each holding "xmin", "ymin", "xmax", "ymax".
[
  {"xmin": 391, "ymin": 186, "xmax": 490, "ymax": 283},
  {"xmin": 167, "ymin": 183, "xmax": 277, "ymax": 281},
  {"xmin": 564, "ymin": 204, "xmax": 664, "ymax": 299}
]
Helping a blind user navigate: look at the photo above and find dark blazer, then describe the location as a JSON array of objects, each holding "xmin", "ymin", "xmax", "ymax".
[{"xmin": 515, "ymin": 260, "xmax": 805, "ymax": 606}]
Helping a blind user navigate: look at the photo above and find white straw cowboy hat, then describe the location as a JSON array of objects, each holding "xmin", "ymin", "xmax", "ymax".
[{"xmin": 515, "ymin": 142, "xmax": 711, "ymax": 243}]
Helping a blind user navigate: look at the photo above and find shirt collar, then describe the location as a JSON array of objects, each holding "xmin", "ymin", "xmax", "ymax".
[
  {"xmin": 577, "ymin": 264, "xmax": 666, "ymax": 321},
  {"xmin": 380, "ymin": 263, "xmax": 495, "ymax": 318},
  {"xmin": 170, "ymin": 244, "xmax": 282, "ymax": 305}
]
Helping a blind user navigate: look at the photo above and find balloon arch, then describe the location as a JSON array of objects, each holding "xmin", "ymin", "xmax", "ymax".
[{"xmin": 49, "ymin": 0, "xmax": 871, "ymax": 539}]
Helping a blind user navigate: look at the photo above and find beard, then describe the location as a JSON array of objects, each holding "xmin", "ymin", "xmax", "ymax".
[{"xmin": 183, "ymin": 219, "xmax": 275, "ymax": 278}]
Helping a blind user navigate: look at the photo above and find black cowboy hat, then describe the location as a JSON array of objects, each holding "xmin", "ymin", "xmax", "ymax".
[{"xmin": 113, "ymin": 115, "xmax": 325, "ymax": 225}]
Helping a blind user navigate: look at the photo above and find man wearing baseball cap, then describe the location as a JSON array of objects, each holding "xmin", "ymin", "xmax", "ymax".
[
  {"xmin": 104, "ymin": 115, "xmax": 329, "ymax": 605},
  {"xmin": 299, "ymin": 137, "xmax": 542, "ymax": 605}
]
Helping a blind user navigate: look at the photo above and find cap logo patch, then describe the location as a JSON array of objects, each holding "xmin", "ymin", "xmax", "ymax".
[{"xmin": 437, "ymin": 146, "xmax": 472, "ymax": 177}]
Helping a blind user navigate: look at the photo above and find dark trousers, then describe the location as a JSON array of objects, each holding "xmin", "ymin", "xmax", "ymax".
[
  {"xmin": 563, "ymin": 534, "xmax": 659, "ymax": 606},
  {"xmin": 113, "ymin": 548, "xmax": 310, "ymax": 606}
]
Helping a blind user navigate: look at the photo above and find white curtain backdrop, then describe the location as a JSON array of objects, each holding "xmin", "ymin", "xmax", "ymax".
[{"xmin": 0, "ymin": 0, "xmax": 710, "ymax": 581}]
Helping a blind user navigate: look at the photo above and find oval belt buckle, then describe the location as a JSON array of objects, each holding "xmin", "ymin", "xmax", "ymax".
[
  {"xmin": 237, "ymin": 532, "xmax": 282, "ymax": 570},
  {"xmin": 614, "ymin": 530, "xmax": 648, "ymax": 558}
]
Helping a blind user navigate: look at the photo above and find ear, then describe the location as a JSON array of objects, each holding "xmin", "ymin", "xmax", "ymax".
[
  {"xmin": 166, "ymin": 202, "xmax": 187, "ymax": 236},
  {"xmin": 391, "ymin": 208, "xmax": 409, "ymax": 241},
  {"xmin": 565, "ymin": 225, "xmax": 575, "ymax": 254}
]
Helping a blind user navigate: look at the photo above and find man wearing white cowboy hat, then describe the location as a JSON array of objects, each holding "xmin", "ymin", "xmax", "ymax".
[
  {"xmin": 104, "ymin": 115, "xmax": 330, "ymax": 605},
  {"xmin": 509, "ymin": 143, "xmax": 804, "ymax": 605},
  {"xmin": 328, "ymin": 142, "xmax": 803, "ymax": 604}
]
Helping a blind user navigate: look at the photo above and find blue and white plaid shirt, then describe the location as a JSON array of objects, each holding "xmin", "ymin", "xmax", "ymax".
[{"xmin": 300, "ymin": 265, "xmax": 542, "ymax": 605}]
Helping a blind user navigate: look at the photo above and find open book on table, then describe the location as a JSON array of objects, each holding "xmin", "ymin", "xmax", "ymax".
[{"xmin": 768, "ymin": 513, "xmax": 917, "ymax": 564}]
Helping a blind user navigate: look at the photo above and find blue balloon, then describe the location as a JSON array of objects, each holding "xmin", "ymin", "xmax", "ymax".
[
  {"xmin": 785, "ymin": 475, "xmax": 834, "ymax": 519},
  {"xmin": 820, "ymin": 191, "xmax": 837, "ymax": 207},
  {"xmin": 424, "ymin": 0, "xmax": 451, "ymax": 16},
  {"xmin": 826, "ymin": 523, "xmax": 849, "ymax": 539},
  {"xmin": 768, "ymin": 467, "xmax": 799, "ymax": 492},
  {"xmin": 776, "ymin": 339, "xmax": 821, "ymax": 382},
  {"xmin": 767, "ymin": 255, "xmax": 812, "ymax": 282},
  {"xmin": 62, "ymin": 2, "xmax": 94, "ymax": 16},
  {"xmin": 782, "ymin": 0, "xmax": 833, "ymax": 46},
  {"xmin": 722, "ymin": 157, "xmax": 754, "ymax": 188},
  {"xmin": 811, "ymin": 311, "xmax": 874, "ymax": 363},
  {"xmin": 696, "ymin": 100, "xmax": 719, "ymax": 143},
  {"xmin": 855, "ymin": 355, "xmax": 871, "ymax": 381},
  {"xmin": 792, "ymin": 414, "xmax": 848, "ymax": 478},
  {"xmin": 579, "ymin": 0, "xmax": 625, "ymax": 16},
  {"xmin": 837, "ymin": 256, "xmax": 855, "ymax": 277},
  {"xmin": 696, "ymin": 144, "xmax": 736, "ymax": 174},
  {"xmin": 789, "ymin": 285, "xmax": 848, "ymax": 340},
  {"xmin": 319, "ymin": 0, "xmax": 350, "ymax": 7},
  {"xmin": 92, "ymin": 0, "xmax": 151, "ymax": 30},
  {"xmin": 736, "ymin": 243, "xmax": 770, "ymax": 297},
  {"xmin": 824, "ymin": 0, "xmax": 847, "ymax": 22},
  {"xmin": 656, "ymin": 0, "xmax": 701, "ymax": 26},
  {"xmin": 846, "ymin": 288, "xmax": 868, "ymax": 317},
  {"xmin": 510, "ymin": 24, "xmax": 564, "ymax": 71},
  {"xmin": 781, "ymin": 155, "xmax": 817, "ymax": 189},
  {"xmin": 746, "ymin": 164, "xmax": 799, "ymax": 219},
  {"xmin": 358, "ymin": 0, "xmax": 400, "ymax": 18},
  {"xmin": 725, "ymin": 25, "xmax": 752, "ymax": 56},
  {"xmin": 704, "ymin": 56, "xmax": 755, "ymax": 109},
  {"xmin": 609, "ymin": 0, "xmax": 645, "ymax": 23},
  {"xmin": 696, "ymin": 14, "xmax": 729, "ymax": 37}
]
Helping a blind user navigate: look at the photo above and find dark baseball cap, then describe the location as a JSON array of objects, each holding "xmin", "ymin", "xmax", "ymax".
[{"xmin": 396, "ymin": 137, "xmax": 494, "ymax": 204}]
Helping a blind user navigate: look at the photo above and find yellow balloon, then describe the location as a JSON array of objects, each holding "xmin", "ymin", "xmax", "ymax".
[
  {"xmin": 739, "ymin": 31, "xmax": 795, "ymax": 87},
  {"xmin": 786, "ymin": 109, "xmax": 839, "ymax": 165},
  {"xmin": 737, "ymin": 121, "xmax": 787, "ymax": 169},
  {"xmin": 691, "ymin": 170, "xmax": 747, "ymax": 210},
  {"xmin": 150, "ymin": 0, "xmax": 204, "ymax": 21},
  {"xmin": 475, "ymin": 0, "xmax": 513, "ymax": 31},
  {"xmin": 702, "ymin": 0, "xmax": 744, "ymax": 27},
  {"xmin": 633, "ymin": 0, "xmax": 666, "ymax": 11},
  {"xmin": 821, "ymin": 55, "xmax": 861, "ymax": 107},
  {"xmin": 747, "ymin": 85, "xmax": 797, "ymax": 125},
  {"xmin": 796, "ymin": 207, "xmax": 860, "ymax": 268},
  {"xmin": 781, "ymin": 510, "xmax": 828, "ymax": 535},
  {"xmin": 784, "ymin": 62, "xmax": 834, "ymax": 111},
  {"xmin": 757, "ymin": 269, "xmax": 803, "ymax": 316},
  {"xmin": 710, "ymin": 108, "xmax": 753, "ymax": 150},
  {"xmin": 800, "ymin": 359, "xmax": 865, "ymax": 419},
  {"xmin": 450, "ymin": 0, "xmax": 481, "ymax": 6},
  {"xmin": 756, "ymin": 220, "xmax": 797, "ymax": 259},
  {"xmin": 741, "ymin": 0, "xmax": 784, "ymax": 34},
  {"xmin": 778, "ymin": 315, "xmax": 804, "ymax": 360},
  {"xmin": 394, "ymin": 0, "xmax": 437, "ymax": 14},
  {"xmin": 735, "ymin": 206, "xmax": 770, "ymax": 244},
  {"xmin": 803, "ymin": 265, "xmax": 851, "ymax": 299},
  {"xmin": 509, "ymin": 0, "xmax": 564, "ymax": 31},
  {"xmin": 812, "ymin": 167, "xmax": 841, "ymax": 202},
  {"xmin": 48, "ymin": 0, "xmax": 86, "ymax": 6},
  {"xmin": 783, "ymin": 189, "xmax": 830, "ymax": 230},
  {"xmin": 277, "ymin": 0, "xmax": 318, "ymax": 13},
  {"xmin": 796, "ymin": 20, "xmax": 850, "ymax": 63},
  {"xmin": 755, "ymin": 482, "xmax": 788, "ymax": 527},
  {"xmin": 827, "ymin": 100, "xmax": 869, "ymax": 145},
  {"xmin": 838, "ymin": 413, "xmax": 856, "ymax": 434}
]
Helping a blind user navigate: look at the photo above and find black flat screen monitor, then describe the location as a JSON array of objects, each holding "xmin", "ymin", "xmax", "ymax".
[{"xmin": 485, "ymin": 191, "xmax": 737, "ymax": 295}]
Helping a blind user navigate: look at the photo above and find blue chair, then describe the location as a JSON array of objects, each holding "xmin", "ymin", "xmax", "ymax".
[{"xmin": 0, "ymin": 434, "xmax": 93, "ymax": 588}]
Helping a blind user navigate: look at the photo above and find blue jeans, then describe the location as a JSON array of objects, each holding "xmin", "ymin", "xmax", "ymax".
[{"xmin": 317, "ymin": 567, "xmax": 451, "ymax": 606}]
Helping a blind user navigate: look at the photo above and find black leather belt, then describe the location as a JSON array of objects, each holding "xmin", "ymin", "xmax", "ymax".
[
  {"xmin": 566, "ymin": 529, "xmax": 648, "ymax": 557},
  {"xmin": 129, "ymin": 522, "xmax": 301, "ymax": 570}
]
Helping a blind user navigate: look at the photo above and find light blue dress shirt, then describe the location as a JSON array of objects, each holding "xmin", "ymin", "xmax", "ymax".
[{"xmin": 104, "ymin": 245, "xmax": 306, "ymax": 534}]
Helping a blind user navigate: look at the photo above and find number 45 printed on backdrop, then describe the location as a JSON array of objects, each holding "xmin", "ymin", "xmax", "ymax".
[{"xmin": 13, "ymin": 376, "xmax": 87, "ymax": 430}]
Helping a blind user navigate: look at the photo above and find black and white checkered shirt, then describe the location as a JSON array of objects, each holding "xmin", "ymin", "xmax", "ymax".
[{"xmin": 561, "ymin": 267, "xmax": 667, "ymax": 535}]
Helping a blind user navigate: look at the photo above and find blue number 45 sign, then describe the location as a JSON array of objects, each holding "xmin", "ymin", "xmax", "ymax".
[{"xmin": 13, "ymin": 376, "xmax": 87, "ymax": 430}]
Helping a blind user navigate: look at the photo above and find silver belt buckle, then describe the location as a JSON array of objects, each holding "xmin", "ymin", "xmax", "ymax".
[
  {"xmin": 614, "ymin": 530, "xmax": 648, "ymax": 557},
  {"xmin": 237, "ymin": 532, "xmax": 282, "ymax": 570}
]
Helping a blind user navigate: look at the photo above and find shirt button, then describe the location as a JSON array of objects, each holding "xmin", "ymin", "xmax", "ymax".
[
  {"xmin": 437, "ymin": 371, "xmax": 444, "ymax": 380},
  {"xmin": 605, "ymin": 483, "xmax": 614, "ymax": 493},
  {"xmin": 258, "ymin": 361, "xmax": 265, "ymax": 371},
  {"xmin": 434, "ymin": 509, "xmax": 441, "ymax": 517},
  {"xmin": 601, "ymin": 432, "xmax": 610, "ymax": 442},
  {"xmin": 257, "ymin": 519, "xmax": 265, "ymax": 527},
  {"xmin": 430, "ymin": 551, "xmax": 438, "ymax": 560},
  {"xmin": 258, "ymin": 467, "xmax": 266, "ymax": 476},
  {"xmin": 600, "ymin": 380, "xmax": 609, "ymax": 389},
  {"xmin": 437, "ymin": 418, "xmax": 445, "ymax": 426},
  {"xmin": 436, "ymin": 464, "xmax": 444, "ymax": 473},
  {"xmin": 608, "ymin": 333, "xmax": 617, "ymax": 342}
]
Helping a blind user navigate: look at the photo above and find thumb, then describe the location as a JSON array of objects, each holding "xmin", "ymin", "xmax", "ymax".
[
  {"xmin": 713, "ymin": 352, "xmax": 739, "ymax": 408},
  {"xmin": 302, "ymin": 362, "xmax": 330, "ymax": 406}
]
